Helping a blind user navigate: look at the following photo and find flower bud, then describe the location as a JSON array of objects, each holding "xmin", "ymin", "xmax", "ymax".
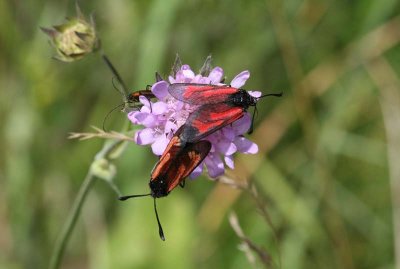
[{"xmin": 41, "ymin": 4, "xmax": 100, "ymax": 62}]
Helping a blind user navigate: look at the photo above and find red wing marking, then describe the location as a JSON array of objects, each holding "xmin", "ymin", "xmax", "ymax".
[
  {"xmin": 165, "ymin": 140, "xmax": 211, "ymax": 192},
  {"xmin": 150, "ymin": 127, "xmax": 184, "ymax": 180},
  {"xmin": 182, "ymin": 104, "xmax": 244, "ymax": 142},
  {"xmin": 168, "ymin": 83, "xmax": 238, "ymax": 105}
]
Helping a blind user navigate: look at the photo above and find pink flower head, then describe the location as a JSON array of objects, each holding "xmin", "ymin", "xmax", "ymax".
[{"xmin": 128, "ymin": 56, "xmax": 260, "ymax": 178}]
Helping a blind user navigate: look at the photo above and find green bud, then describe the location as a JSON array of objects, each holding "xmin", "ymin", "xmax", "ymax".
[
  {"xmin": 41, "ymin": 4, "xmax": 100, "ymax": 62},
  {"xmin": 90, "ymin": 158, "xmax": 116, "ymax": 182}
]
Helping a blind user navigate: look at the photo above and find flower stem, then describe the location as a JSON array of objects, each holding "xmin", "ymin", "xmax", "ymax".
[
  {"xmin": 48, "ymin": 171, "xmax": 95, "ymax": 269},
  {"xmin": 49, "ymin": 53, "xmax": 132, "ymax": 269}
]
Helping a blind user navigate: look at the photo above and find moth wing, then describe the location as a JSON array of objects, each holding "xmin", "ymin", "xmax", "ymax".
[{"xmin": 168, "ymin": 83, "xmax": 238, "ymax": 105}]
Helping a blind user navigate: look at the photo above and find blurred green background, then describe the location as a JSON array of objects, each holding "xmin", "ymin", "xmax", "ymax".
[{"xmin": 1, "ymin": 0, "xmax": 400, "ymax": 268}]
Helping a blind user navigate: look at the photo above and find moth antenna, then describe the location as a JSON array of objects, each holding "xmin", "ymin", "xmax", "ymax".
[
  {"xmin": 111, "ymin": 77, "xmax": 126, "ymax": 97},
  {"xmin": 248, "ymin": 92, "xmax": 281, "ymax": 134},
  {"xmin": 154, "ymin": 198, "xmax": 165, "ymax": 241},
  {"xmin": 102, "ymin": 103, "xmax": 125, "ymax": 132},
  {"xmin": 248, "ymin": 105, "xmax": 258, "ymax": 134},
  {"xmin": 118, "ymin": 193, "xmax": 152, "ymax": 201},
  {"xmin": 259, "ymin": 92, "xmax": 283, "ymax": 99}
]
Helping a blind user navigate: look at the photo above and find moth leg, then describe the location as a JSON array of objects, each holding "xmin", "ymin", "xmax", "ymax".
[{"xmin": 179, "ymin": 180, "xmax": 186, "ymax": 188}]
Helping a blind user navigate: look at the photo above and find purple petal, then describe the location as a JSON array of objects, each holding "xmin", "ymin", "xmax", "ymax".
[
  {"xmin": 139, "ymin": 95, "xmax": 151, "ymax": 107},
  {"xmin": 175, "ymin": 65, "xmax": 195, "ymax": 82},
  {"xmin": 225, "ymin": 155, "xmax": 235, "ymax": 169},
  {"xmin": 234, "ymin": 137, "xmax": 258, "ymax": 154},
  {"xmin": 139, "ymin": 103, "xmax": 151, "ymax": 113},
  {"xmin": 128, "ymin": 111, "xmax": 140, "ymax": 124},
  {"xmin": 231, "ymin": 70, "xmax": 250, "ymax": 88},
  {"xmin": 208, "ymin": 67, "xmax": 224, "ymax": 84},
  {"xmin": 205, "ymin": 154, "xmax": 225, "ymax": 178},
  {"xmin": 221, "ymin": 127, "xmax": 236, "ymax": 140},
  {"xmin": 135, "ymin": 128, "xmax": 156, "ymax": 145},
  {"xmin": 151, "ymin": 101, "xmax": 168, "ymax": 115},
  {"xmin": 164, "ymin": 120, "xmax": 177, "ymax": 135},
  {"xmin": 231, "ymin": 113, "xmax": 251, "ymax": 135},
  {"xmin": 249, "ymin": 91, "xmax": 261, "ymax": 98},
  {"xmin": 168, "ymin": 76, "xmax": 175, "ymax": 84},
  {"xmin": 189, "ymin": 163, "xmax": 204, "ymax": 179},
  {"xmin": 182, "ymin": 69, "xmax": 195, "ymax": 79},
  {"xmin": 181, "ymin": 64, "xmax": 192, "ymax": 71},
  {"xmin": 215, "ymin": 139, "xmax": 237, "ymax": 155},
  {"xmin": 192, "ymin": 75, "xmax": 210, "ymax": 84},
  {"xmin": 152, "ymin": 81, "xmax": 169, "ymax": 100},
  {"xmin": 133, "ymin": 112, "xmax": 158, "ymax": 127},
  {"xmin": 151, "ymin": 135, "xmax": 169, "ymax": 155}
]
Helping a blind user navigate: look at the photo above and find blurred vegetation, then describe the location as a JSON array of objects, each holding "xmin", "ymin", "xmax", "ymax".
[{"xmin": 1, "ymin": 0, "xmax": 400, "ymax": 268}]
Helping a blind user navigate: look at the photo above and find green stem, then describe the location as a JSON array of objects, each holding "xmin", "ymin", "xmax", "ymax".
[
  {"xmin": 48, "ymin": 53, "xmax": 132, "ymax": 269},
  {"xmin": 48, "ymin": 171, "xmax": 95, "ymax": 269}
]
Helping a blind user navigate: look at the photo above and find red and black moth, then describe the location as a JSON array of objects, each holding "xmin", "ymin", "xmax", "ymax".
[
  {"xmin": 119, "ymin": 125, "xmax": 211, "ymax": 240},
  {"xmin": 168, "ymin": 83, "xmax": 282, "ymax": 143}
]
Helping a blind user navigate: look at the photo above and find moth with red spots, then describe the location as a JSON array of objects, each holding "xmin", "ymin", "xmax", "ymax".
[
  {"xmin": 168, "ymin": 83, "xmax": 282, "ymax": 143},
  {"xmin": 119, "ymin": 125, "xmax": 211, "ymax": 240},
  {"xmin": 148, "ymin": 126, "xmax": 211, "ymax": 198}
]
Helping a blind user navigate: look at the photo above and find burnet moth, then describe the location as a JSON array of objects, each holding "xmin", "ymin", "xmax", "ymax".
[
  {"xmin": 119, "ymin": 125, "xmax": 211, "ymax": 240},
  {"xmin": 168, "ymin": 83, "xmax": 282, "ymax": 143}
]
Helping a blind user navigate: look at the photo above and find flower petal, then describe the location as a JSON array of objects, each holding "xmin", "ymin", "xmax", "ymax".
[
  {"xmin": 175, "ymin": 65, "xmax": 195, "ymax": 82},
  {"xmin": 151, "ymin": 101, "xmax": 168, "ymax": 115},
  {"xmin": 138, "ymin": 95, "xmax": 151, "ymax": 107},
  {"xmin": 168, "ymin": 76, "xmax": 175, "ymax": 84},
  {"xmin": 151, "ymin": 135, "xmax": 169, "ymax": 155},
  {"xmin": 248, "ymin": 91, "xmax": 261, "ymax": 98},
  {"xmin": 189, "ymin": 163, "xmax": 204, "ymax": 179},
  {"xmin": 234, "ymin": 137, "xmax": 258, "ymax": 154},
  {"xmin": 128, "ymin": 111, "xmax": 140, "ymax": 124},
  {"xmin": 164, "ymin": 120, "xmax": 177, "ymax": 135},
  {"xmin": 224, "ymin": 155, "xmax": 235, "ymax": 169},
  {"xmin": 231, "ymin": 70, "xmax": 250, "ymax": 88},
  {"xmin": 221, "ymin": 127, "xmax": 236, "ymax": 140},
  {"xmin": 152, "ymin": 81, "xmax": 169, "ymax": 100},
  {"xmin": 216, "ymin": 139, "xmax": 237, "ymax": 155},
  {"xmin": 205, "ymin": 154, "xmax": 225, "ymax": 178},
  {"xmin": 193, "ymin": 74, "xmax": 210, "ymax": 84},
  {"xmin": 133, "ymin": 112, "xmax": 158, "ymax": 127},
  {"xmin": 231, "ymin": 113, "xmax": 251, "ymax": 135},
  {"xmin": 208, "ymin": 67, "xmax": 224, "ymax": 84},
  {"xmin": 135, "ymin": 128, "xmax": 156, "ymax": 145}
]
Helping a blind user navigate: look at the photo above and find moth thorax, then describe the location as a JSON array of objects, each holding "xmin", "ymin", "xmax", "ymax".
[{"xmin": 229, "ymin": 90, "xmax": 257, "ymax": 108}]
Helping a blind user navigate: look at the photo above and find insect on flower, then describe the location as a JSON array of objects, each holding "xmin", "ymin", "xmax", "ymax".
[
  {"xmin": 119, "ymin": 125, "xmax": 211, "ymax": 240},
  {"xmin": 102, "ymin": 73, "xmax": 162, "ymax": 131},
  {"xmin": 168, "ymin": 83, "xmax": 283, "ymax": 144}
]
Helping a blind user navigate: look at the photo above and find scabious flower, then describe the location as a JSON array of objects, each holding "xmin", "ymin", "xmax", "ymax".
[{"xmin": 128, "ymin": 56, "xmax": 260, "ymax": 178}]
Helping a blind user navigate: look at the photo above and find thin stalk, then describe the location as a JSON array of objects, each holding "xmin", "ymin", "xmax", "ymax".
[
  {"xmin": 48, "ymin": 52, "xmax": 132, "ymax": 269},
  {"xmin": 48, "ymin": 171, "xmax": 95, "ymax": 269}
]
